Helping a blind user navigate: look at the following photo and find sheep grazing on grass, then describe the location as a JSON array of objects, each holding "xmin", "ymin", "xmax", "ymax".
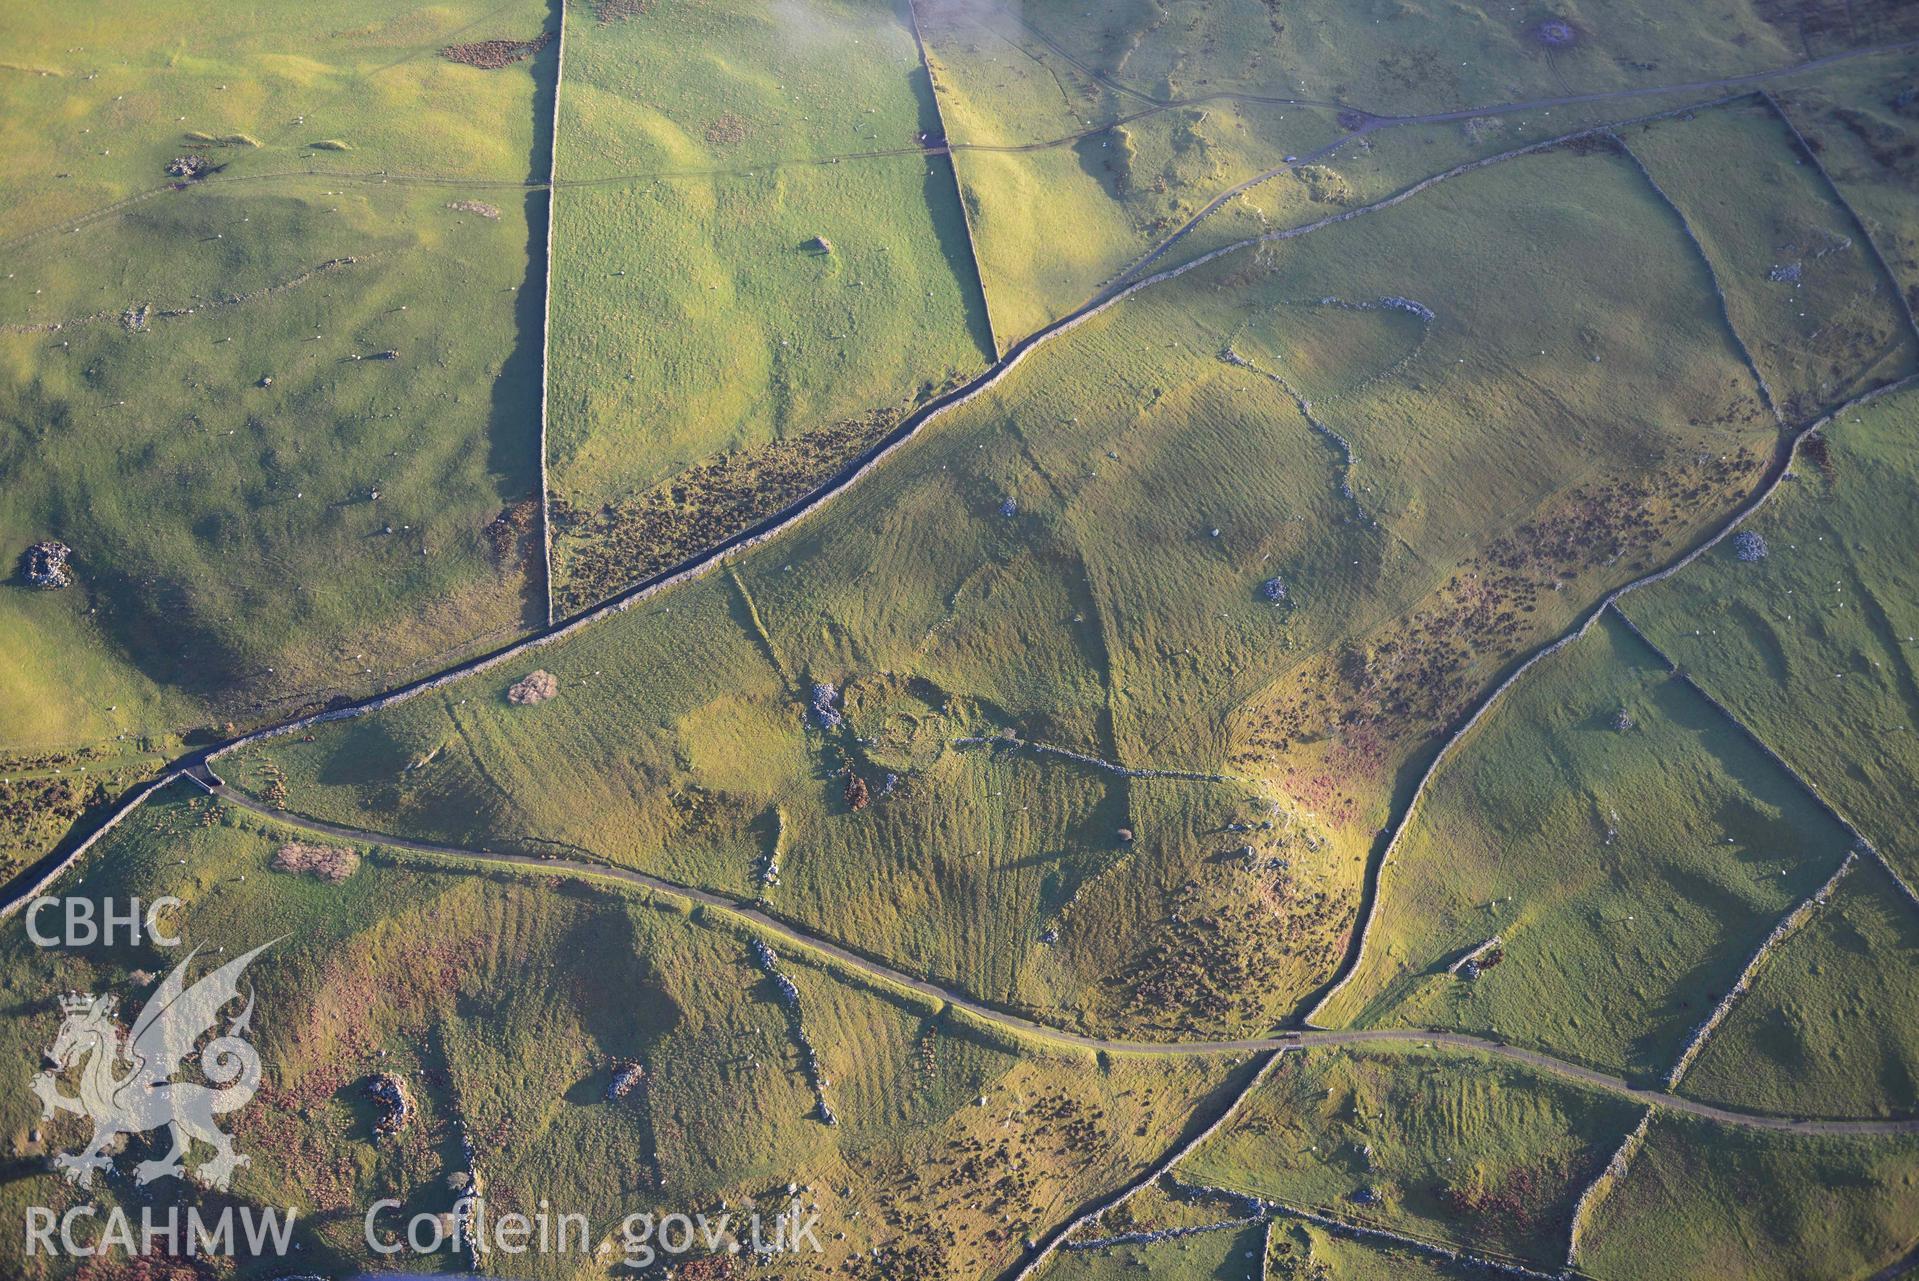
[{"xmin": 1733, "ymin": 531, "xmax": 1769, "ymax": 562}]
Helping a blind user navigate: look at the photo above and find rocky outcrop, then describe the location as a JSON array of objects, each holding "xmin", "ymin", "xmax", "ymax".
[
  {"xmin": 365, "ymin": 1072, "xmax": 412, "ymax": 1138},
  {"xmin": 23, "ymin": 541, "xmax": 71, "ymax": 589}
]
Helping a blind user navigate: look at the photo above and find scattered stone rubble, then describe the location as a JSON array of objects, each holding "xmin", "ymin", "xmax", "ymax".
[
  {"xmin": 809, "ymin": 682, "xmax": 842, "ymax": 730},
  {"xmin": 165, "ymin": 155, "xmax": 211, "ymax": 179},
  {"xmin": 606, "ymin": 1059, "xmax": 646, "ymax": 1102},
  {"xmin": 365, "ymin": 1072, "xmax": 412, "ymax": 1138},
  {"xmin": 750, "ymin": 939, "xmax": 837, "ymax": 1126},
  {"xmin": 1316, "ymin": 294, "xmax": 1436, "ymax": 323},
  {"xmin": 1732, "ymin": 531, "xmax": 1769, "ymax": 562},
  {"xmin": 1261, "ymin": 574, "xmax": 1288, "ymax": 603},
  {"xmin": 1449, "ymin": 936, "xmax": 1504, "ymax": 980},
  {"xmin": 23, "ymin": 540, "xmax": 72, "ymax": 588}
]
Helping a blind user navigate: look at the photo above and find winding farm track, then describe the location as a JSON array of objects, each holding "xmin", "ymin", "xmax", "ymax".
[
  {"xmin": 6, "ymin": 33, "xmax": 1919, "ymax": 1278},
  {"xmin": 183, "ymin": 774, "xmax": 1919, "ymax": 1138}
]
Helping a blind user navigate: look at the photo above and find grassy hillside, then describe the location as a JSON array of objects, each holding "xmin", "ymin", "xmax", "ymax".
[
  {"xmin": 1182, "ymin": 1044, "xmax": 1642, "ymax": 1268},
  {"xmin": 1267, "ymin": 1220, "xmax": 1489, "ymax": 1279},
  {"xmin": 1574, "ymin": 1113, "xmax": 1919, "ymax": 1280},
  {"xmin": 918, "ymin": 0, "xmax": 1343, "ymax": 341},
  {"xmin": 1773, "ymin": 53, "xmax": 1919, "ymax": 317},
  {"xmin": 0, "ymin": 783, "xmax": 1245, "ymax": 1280},
  {"xmin": 1314, "ymin": 611, "xmax": 1858, "ymax": 1080},
  {"xmin": 1620, "ymin": 95, "xmax": 1918, "ymax": 420},
  {"xmin": 1050, "ymin": 1220, "xmax": 1267, "ymax": 1280},
  {"xmin": 1681, "ymin": 853, "xmax": 1919, "ymax": 1120},
  {"xmin": 1619, "ymin": 384, "xmax": 1919, "ymax": 884},
  {"xmin": 546, "ymin": 0, "xmax": 994, "ymax": 610},
  {"xmin": 241, "ymin": 136, "xmax": 1774, "ymax": 1038},
  {"xmin": 0, "ymin": 0, "xmax": 555, "ymax": 242},
  {"xmin": 1011, "ymin": 0, "xmax": 1834, "ymax": 117},
  {"xmin": 0, "ymin": 0, "xmax": 554, "ymax": 758}
]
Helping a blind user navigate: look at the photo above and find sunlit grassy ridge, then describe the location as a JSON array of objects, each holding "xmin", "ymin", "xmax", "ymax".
[
  {"xmin": 546, "ymin": 0, "xmax": 994, "ymax": 608},
  {"xmin": 0, "ymin": 0, "xmax": 553, "ymax": 752},
  {"xmin": 918, "ymin": 0, "xmax": 1344, "ymax": 341}
]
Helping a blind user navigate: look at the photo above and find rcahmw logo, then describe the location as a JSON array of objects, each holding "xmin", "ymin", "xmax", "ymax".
[{"xmin": 23, "ymin": 939, "xmax": 300, "ymax": 1259}]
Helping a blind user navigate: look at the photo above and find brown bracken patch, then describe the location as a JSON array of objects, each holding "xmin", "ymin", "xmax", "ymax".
[
  {"xmin": 485, "ymin": 498, "xmax": 541, "ymax": 566},
  {"xmin": 271, "ymin": 841, "xmax": 360, "ymax": 883}
]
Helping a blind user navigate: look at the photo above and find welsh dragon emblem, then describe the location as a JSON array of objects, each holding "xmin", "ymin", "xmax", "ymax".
[{"xmin": 30, "ymin": 940, "xmax": 276, "ymax": 1190}]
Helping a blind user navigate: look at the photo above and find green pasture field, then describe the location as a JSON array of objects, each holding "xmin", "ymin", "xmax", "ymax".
[
  {"xmin": 0, "ymin": 0, "xmax": 554, "ymax": 765},
  {"xmin": 242, "ymin": 135, "xmax": 1775, "ymax": 1038},
  {"xmin": 1620, "ymin": 95, "xmax": 1919, "ymax": 420},
  {"xmin": 0, "ymin": 782, "xmax": 1245, "ymax": 1280},
  {"xmin": 1181, "ymin": 1043, "xmax": 1642, "ymax": 1268},
  {"xmin": 917, "ymin": 0, "xmax": 1840, "ymax": 343},
  {"xmin": 0, "ymin": 0, "xmax": 555, "ymax": 243},
  {"xmin": 1312, "ymin": 610, "xmax": 1858, "ymax": 1080},
  {"xmin": 546, "ymin": 0, "xmax": 994, "ymax": 608},
  {"xmin": 1774, "ymin": 54, "xmax": 1919, "ymax": 313},
  {"xmin": 1680, "ymin": 841, "xmax": 1919, "ymax": 1120},
  {"xmin": 1049, "ymin": 1221, "xmax": 1267, "ymax": 1280},
  {"xmin": 0, "ymin": 179, "xmax": 546, "ymax": 746},
  {"xmin": 1009, "ymin": 0, "xmax": 1876, "ymax": 118},
  {"xmin": 1619, "ymin": 384, "xmax": 1919, "ymax": 885},
  {"xmin": 1268, "ymin": 1219, "xmax": 1487, "ymax": 1279},
  {"xmin": 1573, "ymin": 1113, "xmax": 1919, "ymax": 1280},
  {"xmin": 919, "ymin": 0, "xmax": 1344, "ymax": 341}
]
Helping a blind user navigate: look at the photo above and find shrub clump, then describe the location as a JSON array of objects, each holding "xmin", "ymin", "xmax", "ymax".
[{"xmin": 507, "ymin": 670, "xmax": 560, "ymax": 705}]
